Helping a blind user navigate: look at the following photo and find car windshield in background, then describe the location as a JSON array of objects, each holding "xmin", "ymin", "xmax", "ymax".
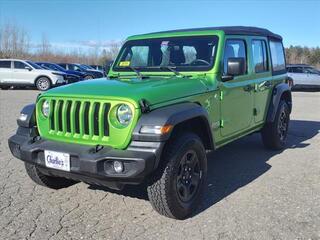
[
  {"xmin": 81, "ymin": 64, "xmax": 94, "ymax": 70},
  {"xmin": 46, "ymin": 63, "xmax": 66, "ymax": 72},
  {"xmin": 113, "ymin": 35, "xmax": 219, "ymax": 72},
  {"xmin": 26, "ymin": 61, "xmax": 42, "ymax": 69}
]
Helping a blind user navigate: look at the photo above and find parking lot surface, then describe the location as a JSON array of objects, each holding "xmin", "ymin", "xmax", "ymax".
[{"xmin": 0, "ymin": 90, "xmax": 319, "ymax": 240}]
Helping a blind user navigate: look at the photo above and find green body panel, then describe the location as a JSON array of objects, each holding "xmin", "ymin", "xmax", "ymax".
[{"xmin": 35, "ymin": 29, "xmax": 286, "ymax": 150}]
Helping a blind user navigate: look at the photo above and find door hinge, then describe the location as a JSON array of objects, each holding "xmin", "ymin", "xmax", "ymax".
[
  {"xmin": 220, "ymin": 119, "xmax": 224, "ymax": 128},
  {"xmin": 253, "ymin": 108, "xmax": 258, "ymax": 116},
  {"xmin": 220, "ymin": 91, "xmax": 224, "ymax": 100}
]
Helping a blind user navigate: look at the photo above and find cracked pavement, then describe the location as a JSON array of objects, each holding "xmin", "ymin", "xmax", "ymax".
[{"xmin": 0, "ymin": 90, "xmax": 320, "ymax": 240}]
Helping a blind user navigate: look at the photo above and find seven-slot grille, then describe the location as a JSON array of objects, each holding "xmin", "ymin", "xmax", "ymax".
[{"xmin": 49, "ymin": 99, "xmax": 110, "ymax": 138}]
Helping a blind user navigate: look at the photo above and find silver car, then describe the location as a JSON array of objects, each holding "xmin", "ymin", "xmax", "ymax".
[{"xmin": 287, "ymin": 64, "xmax": 320, "ymax": 89}]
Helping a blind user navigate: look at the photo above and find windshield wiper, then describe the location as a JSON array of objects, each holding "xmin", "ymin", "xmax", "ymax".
[
  {"xmin": 159, "ymin": 65, "xmax": 181, "ymax": 76},
  {"xmin": 128, "ymin": 66, "xmax": 147, "ymax": 79}
]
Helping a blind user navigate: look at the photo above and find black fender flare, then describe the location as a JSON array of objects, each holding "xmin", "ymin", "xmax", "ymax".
[
  {"xmin": 132, "ymin": 102, "xmax": 215, "ymax": 148},
  {"xmin": 266, "ymin": 83, "xmax": 292, "ymax": 123},
  {"xmin": 17, "ymin": 104, "xmax": 36, "ymax": 128}
]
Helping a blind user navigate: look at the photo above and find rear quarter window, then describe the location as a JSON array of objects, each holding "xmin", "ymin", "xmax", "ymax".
[
  {"xmin": 0, "ymin": 61, "xmax": 11, "ymax": 68},
  {"xmin": 269, "ymin": 40, "xmax": 286, "ymax": 74}
]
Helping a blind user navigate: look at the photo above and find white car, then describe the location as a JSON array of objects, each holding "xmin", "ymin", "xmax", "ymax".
[
  {"xmin": 287, "ymin": 64, "xmax": 320, "ymax": 89},
  {"xmin": 0, "ymin": 59, "xmax": 66, "ymax": 91}
]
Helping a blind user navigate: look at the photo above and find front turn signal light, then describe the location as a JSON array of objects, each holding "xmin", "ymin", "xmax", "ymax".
[{"xmin": 140, "ymin": 125, "xmax": 173, "ymax": 135}]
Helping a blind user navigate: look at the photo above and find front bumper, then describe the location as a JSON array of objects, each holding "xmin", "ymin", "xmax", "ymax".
[{"xmin": 8, "ymin": 128, "xmax": 163, "ymax": 190}]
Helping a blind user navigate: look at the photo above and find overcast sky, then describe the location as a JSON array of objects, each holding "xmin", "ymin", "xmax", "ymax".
[{"xmin": 1, "ymin": 0, "xmax": 319, "ymax": 51}]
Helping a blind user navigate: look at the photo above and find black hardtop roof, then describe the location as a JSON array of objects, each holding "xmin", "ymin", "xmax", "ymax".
[{"xmin": 150, "ymin": 26, "xmax": 282, "ymax": 41}]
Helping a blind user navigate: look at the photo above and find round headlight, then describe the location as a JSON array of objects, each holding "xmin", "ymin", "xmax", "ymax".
[
  {"xmin": 42, "ymin": 100, "xmax": 50, "ymax": 117},
  {"xmin": 116, "ymin": 104, "xmax": 132, "ymax": 126}
]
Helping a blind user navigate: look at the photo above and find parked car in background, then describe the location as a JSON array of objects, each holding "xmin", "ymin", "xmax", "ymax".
[
  {"xmin": 80, "ymin": 64, "xmax": 105, "ymax": 76},
  {"xmin": 90, "ymin": 65, "xmax": 105, "ymax": 72},
  {"xmin": 0, "ymin": 59, "xmax": 66, "ymax": 91},
  {"xmin": 287, "ymin": 64, "xmax": 320, "ymax": 89},
  {"xmin": 36, "ymin": 62, "xmax": 82, "ymax": 84},
  {"xmin": 58, "ymin": 63, "xmax": 104, "ymax": 79}
]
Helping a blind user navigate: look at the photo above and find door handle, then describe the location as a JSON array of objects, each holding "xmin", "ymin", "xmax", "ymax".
[
  {"xmin": 264, "ymin": 81, "xmax": 272, "ymax": 87},
  {"xmin": 243, "ymin": 85, "xmax": 254, "ymax": 92},
  {"xmin": 257, "ymin": 81, "xmax": 272, "ymax": 90}
]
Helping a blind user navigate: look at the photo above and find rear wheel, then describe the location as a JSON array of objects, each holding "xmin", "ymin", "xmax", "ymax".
[
  {"xmin": 147, "ymin": 133, "xmax": 207, "ymax": 219},
  {"xmin": 36, "ymin": 77, "xmax": 51, "ymax": 91},
  {"xmin": 25, "ymin": 162, "xmax": 76, "ymax": 189},
  {"xmin": 261, "ymin": 100, "xmax": 290, "ymax": 150}
]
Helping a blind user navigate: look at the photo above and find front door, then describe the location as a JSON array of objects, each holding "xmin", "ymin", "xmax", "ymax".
[
  {"xmin": 220, "ymin": 38, "xmax": 254, "ymax": 137},
  {"xmin": 12, "ymin": 61, "xmax": 35, "ymax": 84}
]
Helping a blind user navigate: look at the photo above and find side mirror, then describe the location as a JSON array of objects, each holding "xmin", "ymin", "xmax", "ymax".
[
  {"xmin": 222, "ymin": 57, "xmax": 246, "ymax": 81},
  {"xmin": 25, "ymin": 66, "xmax": 32, "ymax": 71}
]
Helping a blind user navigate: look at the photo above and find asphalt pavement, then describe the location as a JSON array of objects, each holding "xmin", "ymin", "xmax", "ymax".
[{"xmin": 0, "ymin": 90, "xmax": 319, "ymax": 240}]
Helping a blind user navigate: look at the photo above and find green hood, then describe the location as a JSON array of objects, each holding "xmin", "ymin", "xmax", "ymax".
[{"xmin": 43, "ymin": 76, "xmax": 209, "ymax": 107}]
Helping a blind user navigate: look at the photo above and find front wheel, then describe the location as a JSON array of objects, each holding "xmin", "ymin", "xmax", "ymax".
[
  {"xmin": 261, "ymin": 100, "xmax": 290, "ymax": 150},
  {"xmin": 84, "ymin": 75, "xmax": 94, "ymax": 80},
  {"xmin": 36, "ymin": 77, "xmax": 51, "ymax": 91},
  {"xmin": 25, "ymin": 162, "xmax": 76, "ymax": 189},
  {"xmin": 147, "ymin": 133, "xmax": 207, "ymax": 219}
]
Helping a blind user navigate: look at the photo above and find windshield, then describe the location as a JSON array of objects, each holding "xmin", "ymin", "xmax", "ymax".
[
  {"xmin": 81, "ymin": 64, "xmax": 94, "ymax": 70},
  {"xmin": 26, "ymin": 61, "xmax": 42, "ymax": 69},
  {"xmin": 305, "ymin": 67, "xmax": 320, "ymax": 74},
  {"xmin": 113, "ymin": 35, "xmax": 219, "ymax": 72}
]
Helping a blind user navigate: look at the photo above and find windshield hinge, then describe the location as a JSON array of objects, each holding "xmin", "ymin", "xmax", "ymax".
[{"xmin": 139, "ymin": 99, "xmax": 151, "ymax": 113}]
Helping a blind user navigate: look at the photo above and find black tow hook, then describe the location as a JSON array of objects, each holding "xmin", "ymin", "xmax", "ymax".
[{"xmin": 94, "ymin": 145, "xmax": 104, "ymax": 153}]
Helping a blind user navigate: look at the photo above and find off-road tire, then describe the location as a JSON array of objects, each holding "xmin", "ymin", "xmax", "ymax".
[
  {"xmin": 25, "ymin": 162, "xmax": 76, "ymax": 189},
  {"xmin": 35, "ymin": 77, "xmax": 51, "ymax": 91},
  {"xmin": 147, "ymin": 133, "xmax": 207, "ymax": 219},
  {"xmin": 261, "ymin": 100, "xmax": 290, "ymax": 150}
]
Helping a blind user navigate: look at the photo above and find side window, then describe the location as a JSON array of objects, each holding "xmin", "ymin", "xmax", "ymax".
[
  {"xmin": 14, "ymin": 61, "xmax": 28, "ymax": 69},
  {"xmin": 68, "ymin": 65, "xmax": 77, "ymax": 71},
  {"xmin": 59, "ymin": 64, "xmax": 66, "ymax": 69},
  {"xmin": 269, "ymin": 40, "xmax": 286, "ymax": 73},
  {"xmin": 251, "ymin": 40, "xmax": 268, "ymax": 73},
  {"xmin": 224, "ymin": 39, "xmax": 247, "ymax": 74},
  {"xmin": 0, "ymin": 61, "xmax": 11, "ymax": 68},
  {"xmin": 292, "ymin": 67, "xmax": 303, "ymax": 73}
]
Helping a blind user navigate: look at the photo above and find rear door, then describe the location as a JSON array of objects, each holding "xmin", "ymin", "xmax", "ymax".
[
  {"xmin": 220, "ymin": 37, "xmax": 254, "ymax": 137},
  {"xmin": 0, "ymin": 60, "xmax": 13, "ymax": 83},
  {"xmin": 250, "ymin": 38, "xmax": 273, "ymax": 123}
]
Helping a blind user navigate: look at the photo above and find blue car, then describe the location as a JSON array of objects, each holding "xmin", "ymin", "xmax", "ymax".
[
  {"xmin": 58, "ymin": 63, "xmax": 104, "ymax": 79},
  {"xmin": 36, "ymin": 62, "xmax": 83, "ymax": 83}
]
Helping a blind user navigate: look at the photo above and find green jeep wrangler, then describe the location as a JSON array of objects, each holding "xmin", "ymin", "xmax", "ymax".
[{"xmin": 8, "ymin": 26, "xmax": 292, "ymax": 219}]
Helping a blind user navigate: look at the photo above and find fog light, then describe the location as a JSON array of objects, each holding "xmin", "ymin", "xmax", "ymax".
[{"xmin": 113, "ymin": 161, "xmax": 124, "ymax": 173}]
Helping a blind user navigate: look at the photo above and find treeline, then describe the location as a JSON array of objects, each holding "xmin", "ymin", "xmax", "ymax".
[
  {"xmin": 285, "ymin": 46, "xmax": 320, "ymax": 68},
  {"xmin": 1, "ymin": 22, "xmax": 320, "ymax": 68},
  {"xmin": 0, "ymin": 22, "xmax": 120, "ymax": 66}
]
